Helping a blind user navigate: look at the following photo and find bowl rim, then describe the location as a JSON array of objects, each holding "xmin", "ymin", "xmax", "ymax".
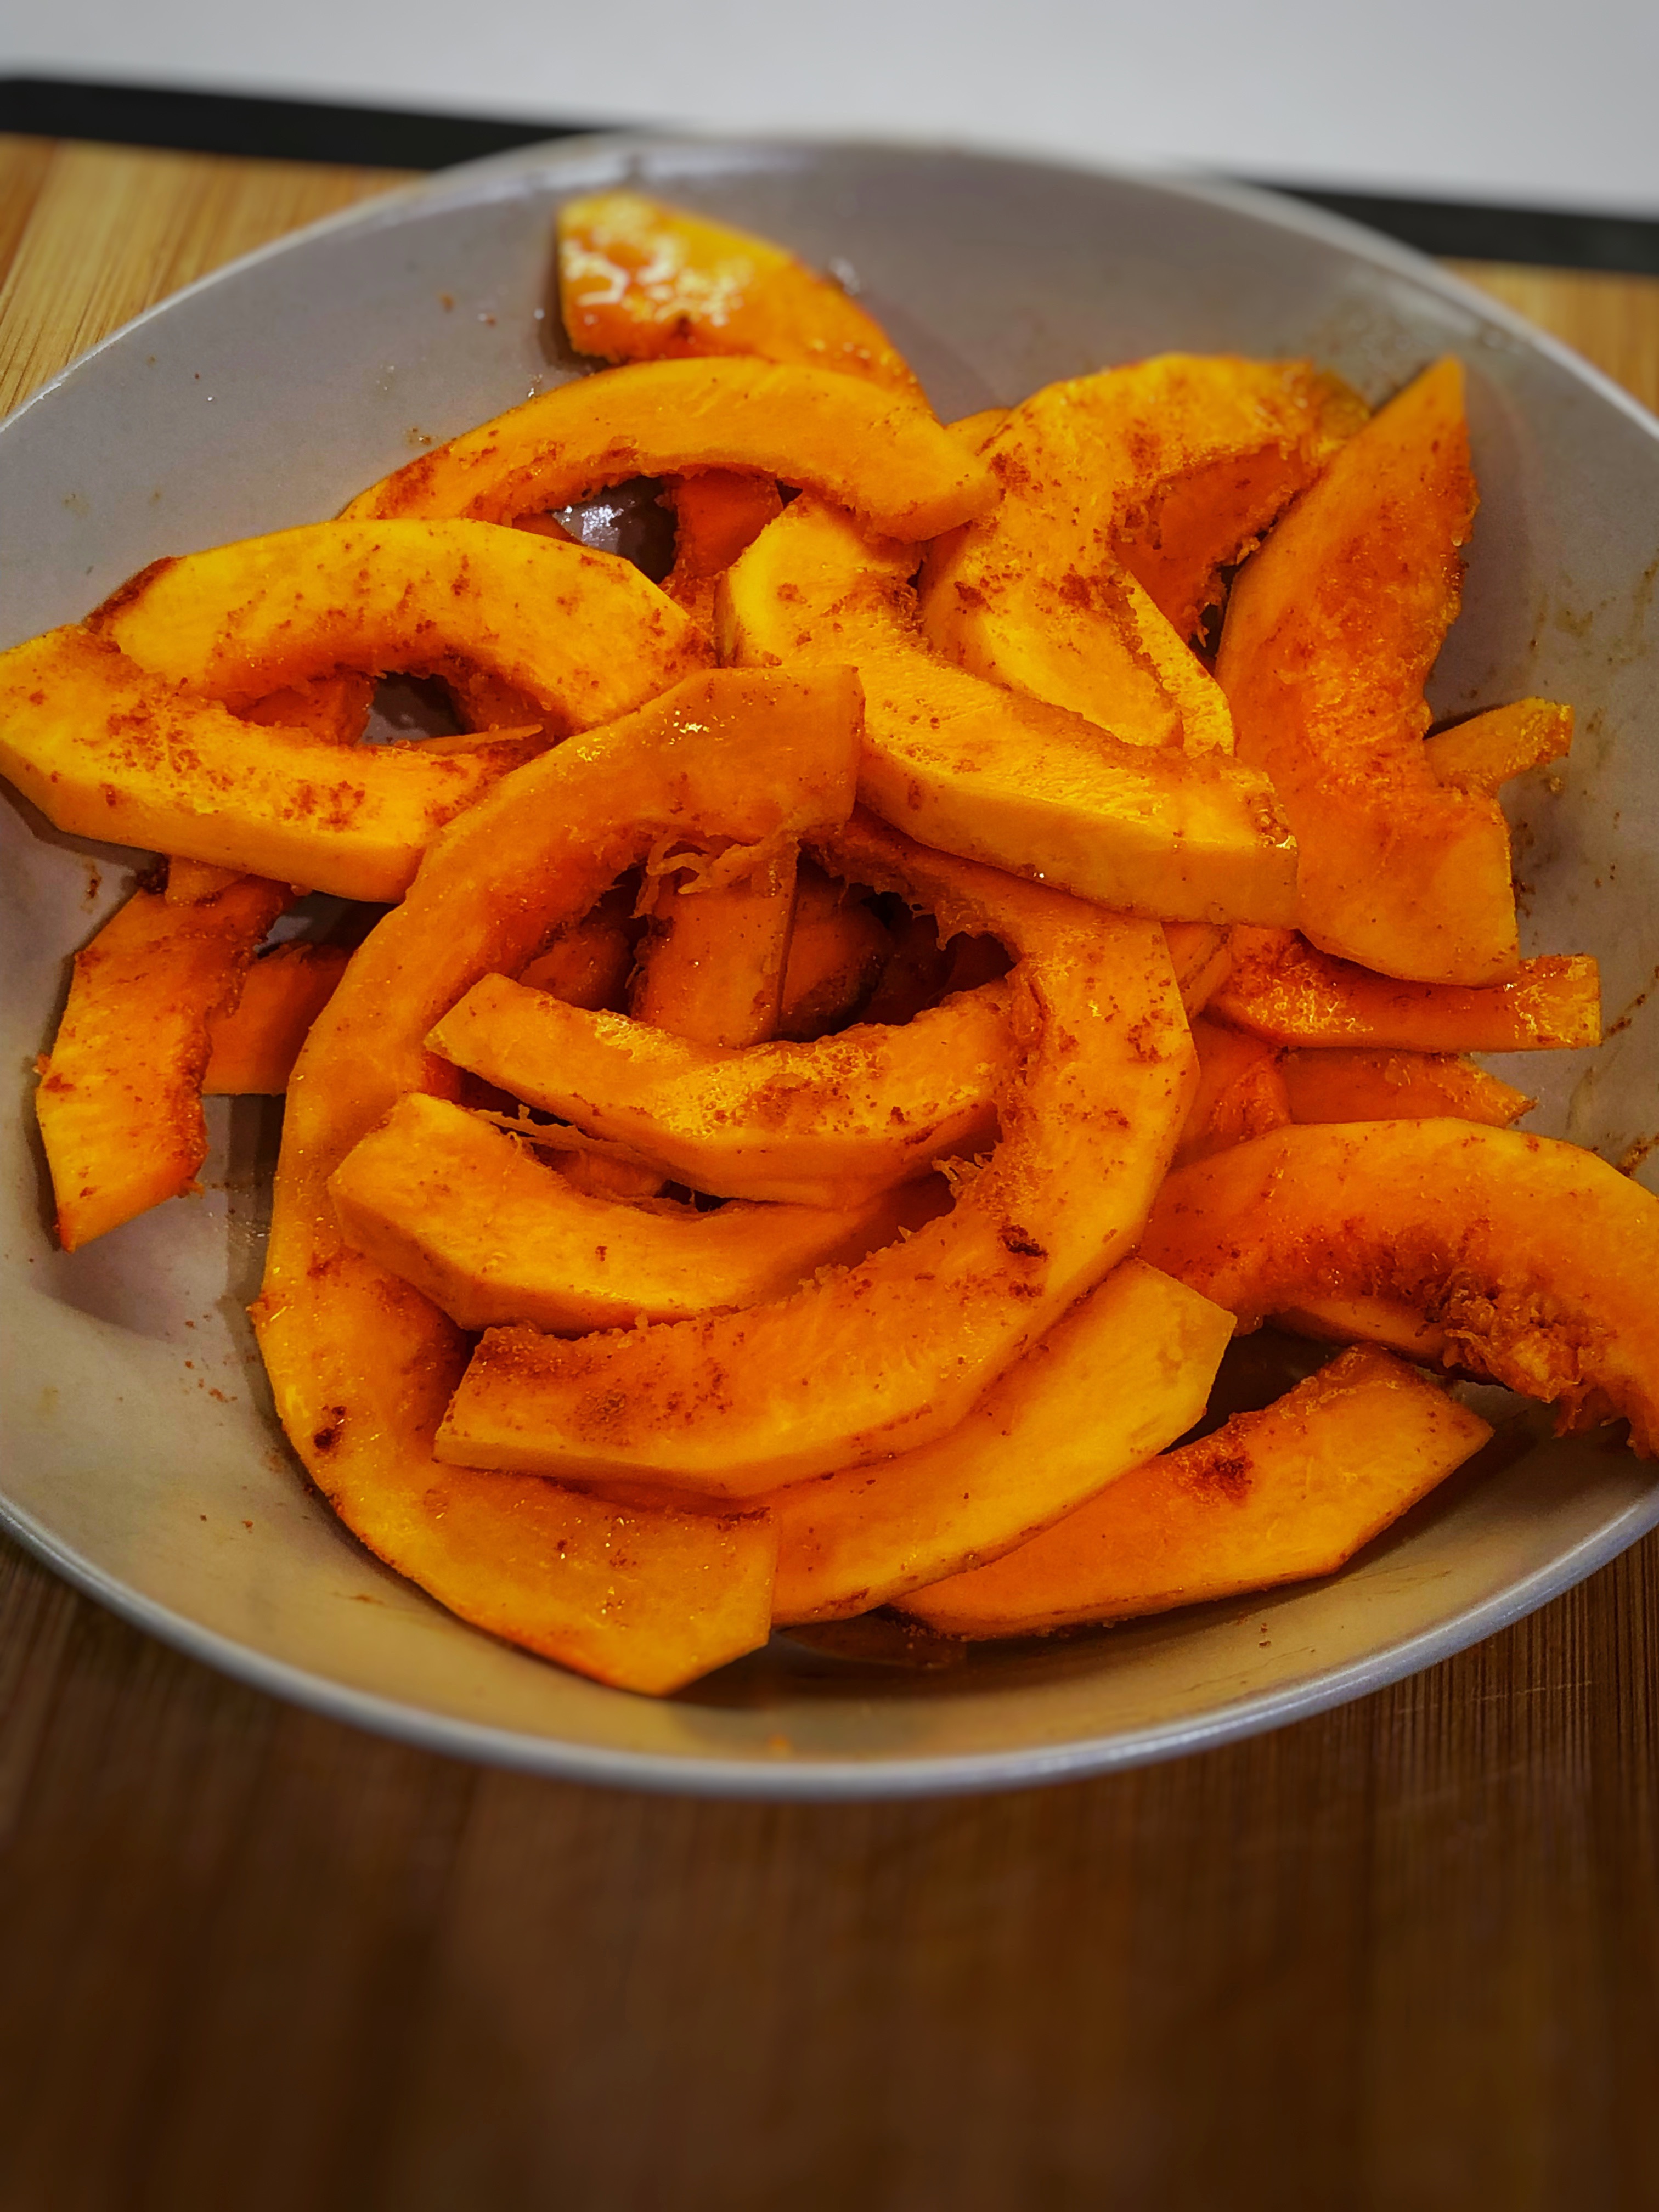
[{"xmin": 6, "ymin": 128, "xmax": 1657, "ymax": 1799}]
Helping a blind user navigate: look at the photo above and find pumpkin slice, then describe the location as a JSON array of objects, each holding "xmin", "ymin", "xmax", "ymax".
[
  {"xmin": 630, "ymin": 843, "xmax": 799, "ymax": 1047},
  {"xmin": 251, "ymin": 666, "xmax": 860, "ymax": 1691},
  {"xmin": 517, "ymin": 883, "xmax": 638, "ymax": 1010},
  {"xmin": 720, "ymin": 495, "xmax": 1298, "ymax": 925},
  {"xmin": 37, "ymin": 876, "xmax": 291, "ymax": 1247},
  {"xmin": 244, "ymin": 669, "xmax": 374, "ymax": 745},
  {"xmin": 95, "ymin": 518, "xmax": 709, "ymax": 730},
  {"xmin": 435, "ymin": 810, "xmax": 1197, "ymax": 1496},
  {"xmin": 0, "ymin": 629, "xmax": 542, "ymax": 902},
  {"xmin": 1172, "ymin": 1017, "xmax": 1290, "ymax": 1168},
  {"xmin": 1278, "ymin": 1047, "xmax": 1533, "ymax": 1127},
  {"xmin": 344, "ymin": 359, "xmax": 994, "ymax": 543},
  {"xmin": 1140, "ymin": 1120, "xmax": 1659, "ymax": 1453},
  {"xmin": 1210, "ymin": 928, "xmax": 1601, "ymax": 1052},
  {"xmin": 557, "ymin": 191, "xmax": 923, "ymax": 396},
  {"xmin": 1217, "ymin": 357, "xmax": 1518, "ymax": 984},
  {"xmin": 328, "ymin": 1090, "xmax": 920, "ymax": 1333},
  {"xmin": 919, "ymin": 354, "xmax": 1357, "ymax": 747},
  {"xmin": 1425, "ymin": 698, "xmax": 1573, "ymax": 797},
  {"xmin": 769, "ymin": 1260, "xmax": 1235, "ymax": 1623},
  {"xmin": 776, "ymin": 861, "xmax": 890, "ymax": 1039},
  {"xmin": 428, "ymin": 969, "xmax": 1013, "ymax": 1207},
  {"xmin": 1164, "ymin": 922, "xmax": 1233, "ymax": 1015},
  {"xmin": 661, "ymin": 468, "xmax": 786, "ymax": 630},
  {"xmin": 203, "ymin": 941, "xmax": 351, "ymax": 1094},
  {"xmin": 899, "ymin": 1345, "xmax": 1492, "ymax": 1637}
]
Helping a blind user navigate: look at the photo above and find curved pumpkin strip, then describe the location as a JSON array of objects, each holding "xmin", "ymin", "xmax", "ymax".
[
  {"xmin": 203, "ymin": 941, "xmax": 352, "ymax": 1095},
  {"xmin": 769, "ymin": 1260, "xmax": 1234, "ymax": 1624},
  {"xmin": 344, "ymin": 358, "xmax": 995, "ymax": 543},
  {"xmin": 428, "ymin": 972, "xmax": 1013, "ymax": 1207},
  {"xmin": 899, "ymin": 1345, "xmax": 1493, "ymax": 1638},
  {"xmin": 251, "ymin": 666, "xmax": 862, "ymax": 1689},
  {"xmin": 328, "ymin": 1090, "xmax": 921, "ymax": 1333},
  {"xmin": 434, "ymin": 810, "xmax": 1197, "ymax": 1497},
  {"xmin": 1217, "ymin": 358, "xmax": 1518, "ymax": 985},
  {"xmin": 96, "ymin": 518, "xmax": 709, "ymax": 731},
  {"xmin": 558, "ymin": 191, "xmax": 923, "ymax": 397},
  {"xmin": 1210, "ymin": 928, "xmax": 1601, "ymax": 1052},
  {"xmin": 720, "ymin": 495, "xmax": 1298, "ymax": 926},
  {"xmin": 1139, "ymin": 1120, "xmax": 1659, "ymax": 1453},
  {"xmin": 919, "ymin": 355, "xmax": 1356, "ymax": 749},
  {"xmin": 37, "ymin": 876, "xmax": 291, "ymax": 1248},
  {"xmin": 1278, "ymin": 1047, "xmax": 1533, "ymax": 1127},
  {"xmin": 0, "ymin": 629, "xmax": 542, "ymax": 902},
  {"xmin": 1425, "ymin": 698, "xmax": 1573, "ymax": 797}
]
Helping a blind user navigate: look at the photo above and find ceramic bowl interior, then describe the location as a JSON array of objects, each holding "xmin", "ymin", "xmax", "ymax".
[{"xmin": 3, "ymin": 136, "xmax": 1657, "ymax": 1797}]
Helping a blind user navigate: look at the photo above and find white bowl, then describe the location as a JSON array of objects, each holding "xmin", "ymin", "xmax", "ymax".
[{"xmin": 3, "ymin": 135, "xmax": 1656, "ymax": 1798}]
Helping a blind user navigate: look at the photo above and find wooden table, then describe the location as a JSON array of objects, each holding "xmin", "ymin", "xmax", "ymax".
[{"xmin": 2, "ymin": 137, "xmax": 1656, "ymax": 2212}]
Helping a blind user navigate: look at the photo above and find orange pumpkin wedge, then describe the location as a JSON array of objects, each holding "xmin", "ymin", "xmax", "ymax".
[
  {"xmin": 899, "ymin": 1345, "xmax": 1492, "ymax": 1637},
  {"xmin": 1425, "ymin": 698, "xmax": 1573, "ymax": 797},
  {"xmin": 328, "ymin": 1090, "xmax": 920, "ymax": 1333},
  {"xmin": 776, "ymin": 861, "xmax": 890, "ymax": 1039},
  {"xmin": 1217, "ymin": 357, "xmax": 1519, "ymax": 984},
  {"xmin": 557, "ymin": 191, "xmax": 924, "ymax": 396},
  {"xmin": 1140, "ymin": 1120, "xmax": 1659, "ymax": 1453},
  {"xmin": 920, "ymin": 356, "xmax": 1354, "ymax": 750},
  {"xmin": 630, "ymin": 843, "xmax": 799, "ymax": 1047},
  {"xmin": 202, "ymin": 941, "xmax": 351, "ymax": 1095},
  {"xmin": 720, "ymin": 494, "xmax": 1299, "ymax": 926},
  {"xmin": 1172, "ymin": 1017, "xmax": 1290, "ymax": 1168},
  {"xmin": 769, "ymin": 1260, "xmax": 1235, "ymax": 1623},
  {"xmin": 95, "ymin": 518, "xmax": 709, "ymax": 730},
  {"xmin": 1210, "ymin": 928, "xmax": 1600, "ymax": 1052},
  {"xmin": 250, "ymin": 665, "xmax": 862, "ymax": 1691},
  {"xmin": 430, "ymin": 969, "xmax": 1011, "ymax": 1208},
  {"xmin": 343, "ymin": 358, "xmax": 995, "ymax": 544},
  {"xmin": 0, "ymin": 628, "xmax": 541, "ymax": 902},
  {"xmin": 434, "ymin": 811, "xmax": 1196, "ymax": 1496},
  {"xmin": 1278, "ymin": 1047, "xmax": 1533, "ymax": 1128},
  {"xmin": 37, "ymin": 876, "xmax": 290, "ymax": 1247}
]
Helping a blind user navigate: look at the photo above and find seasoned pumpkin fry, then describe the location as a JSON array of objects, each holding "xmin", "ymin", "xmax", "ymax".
[
  {"xmin": 428, "ymin": 968, "xmax": 1011, "ymax": 1207},
  {"xmin": 37, "ymin": 876, "xmax": 291, "ymax": 1247},
  {"xmin": 202, "ymin": 941, "xmax": 351, "ymax": 1095},
  {"xmin": 899, "ymin": 1346, "xmax": 1493, "ymax": 1637},
  {"xmin": 1141, "ymin": 1121, "xmax": 1659, "ymax": 1453}
]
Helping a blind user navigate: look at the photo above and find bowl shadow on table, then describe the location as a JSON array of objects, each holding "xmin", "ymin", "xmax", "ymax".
[{"xmin": 676, "ymin": 1351, "xmax": 1556, "ymax": 1715}]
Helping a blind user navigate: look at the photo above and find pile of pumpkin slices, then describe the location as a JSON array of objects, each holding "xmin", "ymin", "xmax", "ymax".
[{"xmin": 4, "ymin": 191, "xmax": 1652, "ymax": 1696}]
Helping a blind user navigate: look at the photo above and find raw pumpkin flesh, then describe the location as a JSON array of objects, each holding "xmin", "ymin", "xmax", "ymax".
[
  {"xmin": 95, "ymin": 517, "xmax": 709, "ymax": 728},
  {"xmin": 1140, "ymin": 1121, "xmax": 1659, "ymax": 1454},
  {"xmin": 434, "ymin": 811, "xmax": 1197, "ymax": 1496},
  {"xmin": 244, "ymin": 669, "xmax": 374, "ymax": 745},
  {"xmin": 775, "ymin": 861, "xmax": 891, "ymax": 1039},
  {"xmin": 249, "ymin": 667, "xmax": 862, "ymax": 1691},
  {"xmin": 557, "ymin": 191, "xmax": 925, "ymax": 398},
  {"xmin": 1210, "ymin": 928, "xmax": 1600, "ymax": 1052},
  {"xmin": 343, "ymin": 358, "xmax": 995, "ymax": 544},
  {"xmin": 661, "ymin": 468, "xmax": 787, "ymax": 631},
  {"xmin": 899, "ymin": 1345, "xmax": 1493, "ymax": 1637},
  {"xmin": 516, "ymin": 885, "xmax": 637, "ymax": 1011},
  {"xmin": 1217, "ymin": 358, "xmax": 1520, "ymax": 984},
  {"xmin": 629, "ymin": 844, "xmax": 799, "ymax": 1047},
  {"xmin": 37, "ymin": 876, "xmax": 291, "ymax": 1248},
  {"xmin": 1172, "ymin": 1017, "xmax": 1291, "ymax": 1169},
  {"xmin": 202, "ymin": 941, "xmax": 352, "ymax": 1094},
  {"xmin": 768, "ymin": 1260, "xmax": 1235, "ymax": 1623},
  {"xmin": 919, "ymin": 354, "xmax": 1356, "ymax": 750},
  {"xmin": 719, "ymin": 494, "xmax": 1299, "ymax": 925},
  {"xmin": 1278, "ymin": 1047, "xmax": 1533, "ymax": 1128},
  {"xmin": 1425, "ymin": 698, "xmax": 1573, "ymax": 797},
  {"xmin": 328, "ymin": 1090, "xmax": 927, "ymax": 1333},
  {"xmin": 0, "ymin": 628, "xmax": 549, "ymax": 902},
  {"xmin": 427, "ymin": 966, "xmax": 1013, "ymax": 1207}
]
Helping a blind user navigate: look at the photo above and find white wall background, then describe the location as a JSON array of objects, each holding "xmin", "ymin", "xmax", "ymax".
[{"xmin": 5, "ymin": 0, "xmax": 1657, "ymax": 217}]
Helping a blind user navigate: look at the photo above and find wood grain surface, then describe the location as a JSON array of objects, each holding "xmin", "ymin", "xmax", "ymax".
[{"xmin": 2, "ymin": 138, "xmax": 1656, "ymax": 2212}]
